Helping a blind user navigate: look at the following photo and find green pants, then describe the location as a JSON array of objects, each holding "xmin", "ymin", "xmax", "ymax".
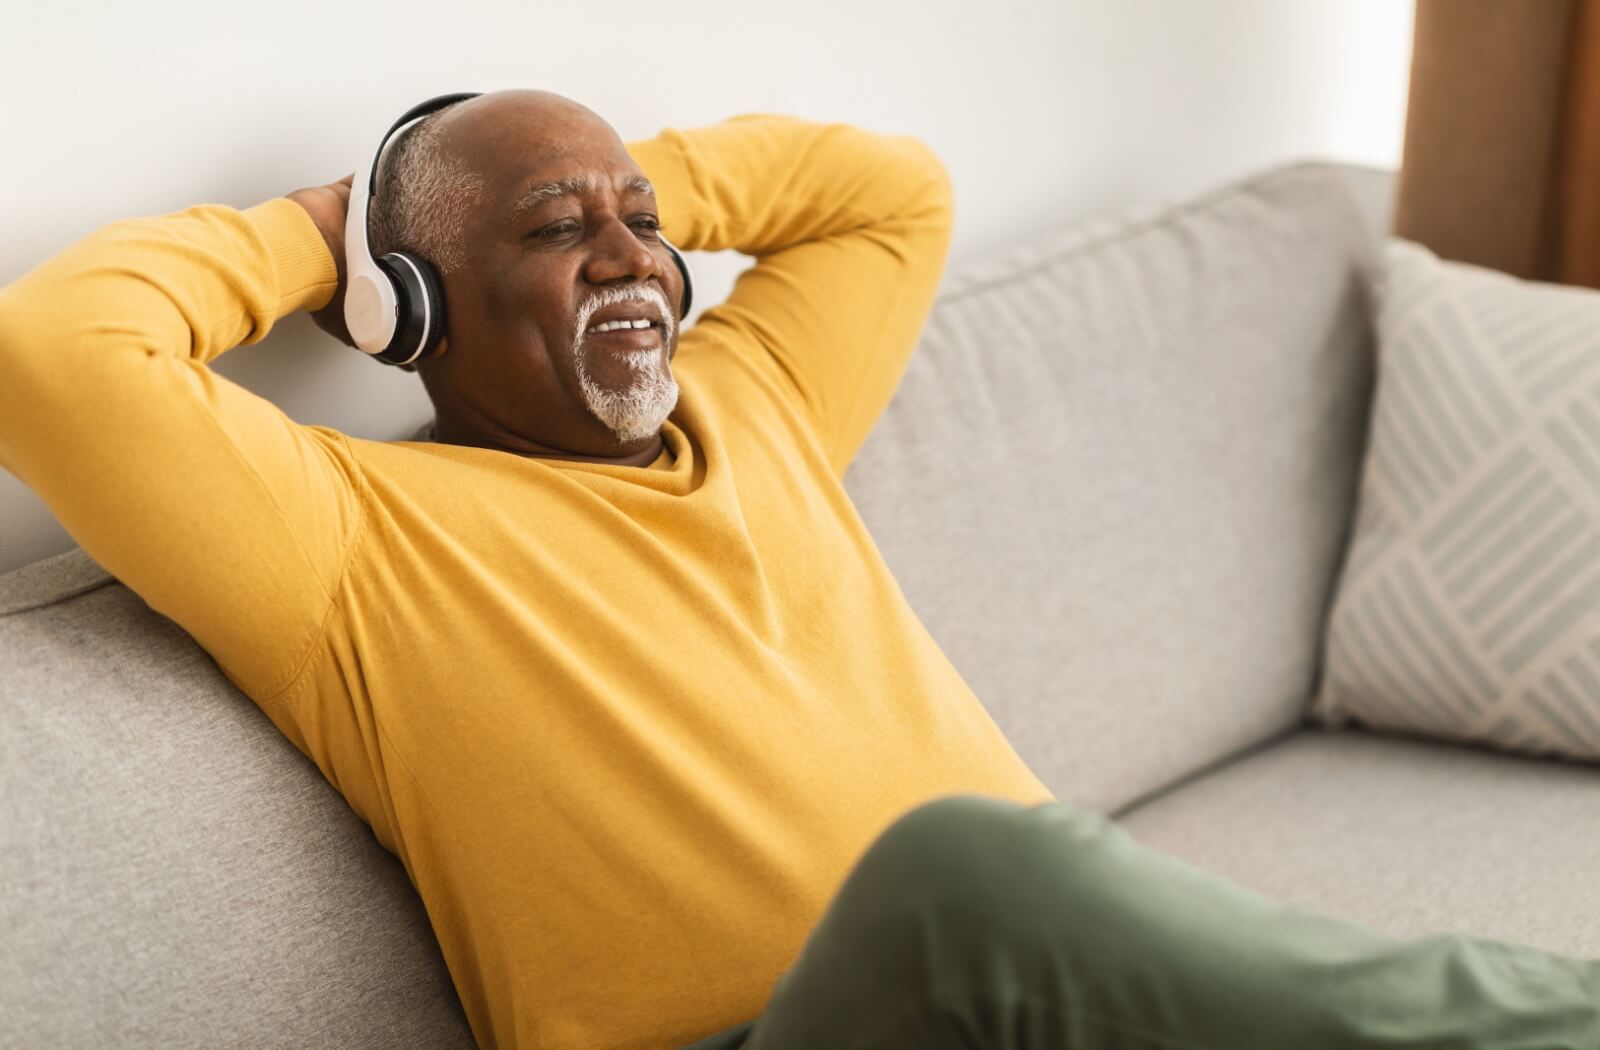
[{"xmin": 680, "ymin": 793, "xmax": 1599, "ymax": 1049}]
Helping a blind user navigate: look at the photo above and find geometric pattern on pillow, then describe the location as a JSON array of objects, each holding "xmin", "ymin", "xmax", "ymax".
[{"xmin": 1310, "ymin": 237, "xmax": 1600, "ymax": 763}]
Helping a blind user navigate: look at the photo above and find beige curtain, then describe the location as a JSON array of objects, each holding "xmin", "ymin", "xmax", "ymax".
[{"xmin": 1395, "ymin": 0, "xmax": 1600, "ymax": 289}]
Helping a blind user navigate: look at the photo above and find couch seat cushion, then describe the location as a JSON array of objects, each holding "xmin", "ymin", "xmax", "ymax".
[{"xmin": 1114, "ymin": 727, "xmax": 1600, "ymax": 957}]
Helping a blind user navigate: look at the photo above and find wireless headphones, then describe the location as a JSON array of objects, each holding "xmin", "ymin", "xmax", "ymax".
[{"xmin": 344, "ymin": 91, "xmax": 694, "ymax": 368}]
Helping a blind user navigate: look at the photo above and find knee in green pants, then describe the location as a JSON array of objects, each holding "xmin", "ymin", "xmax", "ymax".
[
  {"xmin": 722, "ymin": 793, "xmax": 1600, "ymax": 1050},
  {"xmin": 740, "ymin": 792, "xmax": 1271, "ymax": 1049}
]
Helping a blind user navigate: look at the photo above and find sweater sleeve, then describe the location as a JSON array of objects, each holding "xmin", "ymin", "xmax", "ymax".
[
  {"xmin": 626, "ymin": 114, "xmax": 955, "ymax": 477},
  {"xmin": 0, "ymin": 198, "xmax": 362, "ymax": 703}
]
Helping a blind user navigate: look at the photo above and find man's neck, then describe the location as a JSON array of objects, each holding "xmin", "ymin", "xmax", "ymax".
[{"xmin": 429, "ymin": 420, "xmax": 665, "ymax": 467}]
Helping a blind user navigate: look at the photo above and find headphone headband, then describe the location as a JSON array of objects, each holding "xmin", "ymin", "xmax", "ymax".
[
  {"xmin": 344, "ymin": 93, "xmax": 483, "ymax": 366},
  {"xmin": 343, "ymin": 92, "xmax": 694, "ymax": 368},
  {"xmin": 368, "ymin": 92, "xmax": 485, "ymax": 197}
]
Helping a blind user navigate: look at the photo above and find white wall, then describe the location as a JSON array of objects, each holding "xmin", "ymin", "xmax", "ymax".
[{"xmin": 0, "ymin": 0, "xmax": 1414, "ymax": 573}]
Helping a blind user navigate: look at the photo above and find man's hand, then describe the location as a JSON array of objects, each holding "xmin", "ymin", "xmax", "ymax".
[{"xmin": 285, "ymin": 174, "xmax": 357, "ymax": 350}]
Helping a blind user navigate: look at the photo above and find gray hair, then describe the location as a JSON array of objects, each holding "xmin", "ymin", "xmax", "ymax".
[{"xmin": 368, "ymin": 100, "xmax": 485, "ymax": 280}]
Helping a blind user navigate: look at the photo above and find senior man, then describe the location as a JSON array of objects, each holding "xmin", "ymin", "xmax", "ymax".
[{"xmin": 2, "ymin": 89, "xmax": 1597, "ymax": 1050}]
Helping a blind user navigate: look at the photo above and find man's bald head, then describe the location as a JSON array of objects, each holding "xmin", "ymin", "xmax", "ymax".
[{"xmin": 369, "ymin": 91, "xmax": 623, "ymax": 277}]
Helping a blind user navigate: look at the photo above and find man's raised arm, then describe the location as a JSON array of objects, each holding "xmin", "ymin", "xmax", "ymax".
[
  {"xmin": 627, "ymin": 114, "xmax": 956, "ymax": 477},
  {"xmin": 0, "ymin": 198, "xmax": 362, "ymax": 706}
]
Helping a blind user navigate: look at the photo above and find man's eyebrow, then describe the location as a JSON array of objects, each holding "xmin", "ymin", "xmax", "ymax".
[{"xmin": 507, "ymin": 174, "xmax": 656, "ymax": 216}]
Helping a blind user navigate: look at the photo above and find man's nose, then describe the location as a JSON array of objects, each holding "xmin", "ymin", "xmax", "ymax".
[{"xmin": 584, "ymin": 216, "xmax": 659, "ymax": 286}]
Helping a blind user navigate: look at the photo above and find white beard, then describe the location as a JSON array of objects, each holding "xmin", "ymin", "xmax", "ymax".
[
  {"xmin": 572, "ymin": 342, "xmax": 679, "ymax": 443},
  {"xmin": 569, "ymin": 283, "xmax": 681, "ymax": 444}
]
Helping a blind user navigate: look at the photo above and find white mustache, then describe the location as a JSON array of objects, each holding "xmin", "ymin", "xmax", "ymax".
[{"xmin": 572, "ymin": 285, "xmax": 676, "ymax": 350}]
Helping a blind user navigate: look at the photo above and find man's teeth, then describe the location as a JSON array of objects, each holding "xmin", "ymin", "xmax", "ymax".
[{"xmin": 588, "ymin": 318, "xmax": 656, "ymax": 333}]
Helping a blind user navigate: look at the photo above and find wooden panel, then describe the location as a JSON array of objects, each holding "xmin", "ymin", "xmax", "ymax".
[{"xmin": 1394, "ymin": 0, "xmax": 1574, "ymax": 279}]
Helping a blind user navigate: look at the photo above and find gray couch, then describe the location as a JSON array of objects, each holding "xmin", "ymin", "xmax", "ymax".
[{"xmin": 8, "ymin": 158, "xmax": 1594, "ymax": 1048}]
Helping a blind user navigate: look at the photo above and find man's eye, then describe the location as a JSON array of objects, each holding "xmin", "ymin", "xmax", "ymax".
[{"xmin": 529, "ymin": 217, "xmax": 660, "ymax": 240}]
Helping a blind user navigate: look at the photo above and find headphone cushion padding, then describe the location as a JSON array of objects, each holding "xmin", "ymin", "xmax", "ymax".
[{"xmin": 375, "ymin": 252, "xmax": 448, "ymax": 366}]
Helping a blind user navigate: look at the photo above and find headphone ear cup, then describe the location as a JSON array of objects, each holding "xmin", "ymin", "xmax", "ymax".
[
  {"xmin": 374, "ymin": 251, "xmax": 448, "ymax": 367},
  {"xmin": 662, "ymin": 236, "xmax": 693, "ymax": 320}
]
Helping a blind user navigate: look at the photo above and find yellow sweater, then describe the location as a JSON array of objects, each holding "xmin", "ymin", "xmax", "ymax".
[{"xmin": 0, "ymin": 114, "xmax": 1055, "ymax": 1049}]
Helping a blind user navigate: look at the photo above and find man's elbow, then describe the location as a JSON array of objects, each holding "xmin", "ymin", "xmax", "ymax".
[
  {"xmin": 0, "ymin": 296, "xmax": 28, "ymax": 410},
  {"xmin": 894, "ymin": 135, "xmax": 956, "ymax": 230}
]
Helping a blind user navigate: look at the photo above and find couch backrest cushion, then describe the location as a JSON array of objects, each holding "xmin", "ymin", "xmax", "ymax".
[
  {"xmin": 843, "ymin": 160, "xmax": 1382, "ymax": 815},
  {"xmin": 0, "ymin": 548, "xmax": 475, "ymax": 1048}
]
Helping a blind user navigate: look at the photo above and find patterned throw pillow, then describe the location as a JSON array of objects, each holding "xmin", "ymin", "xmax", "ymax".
[{"xmin": 1310, "ymin": 238, "xmax": 1600, "ymax": 763}]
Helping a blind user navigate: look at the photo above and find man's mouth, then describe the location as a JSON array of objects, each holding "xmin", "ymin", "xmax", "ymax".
[
  {"xmin": 575, "ymin": 288, "xmax": 674, "ymax": 356},
  {"xmin": 584, "ymin": 317, "xmax": 664, "ymax": 350},
  {"xmin": 587, "ymin": 318, "xmax": 657, "ymax": 334}
]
